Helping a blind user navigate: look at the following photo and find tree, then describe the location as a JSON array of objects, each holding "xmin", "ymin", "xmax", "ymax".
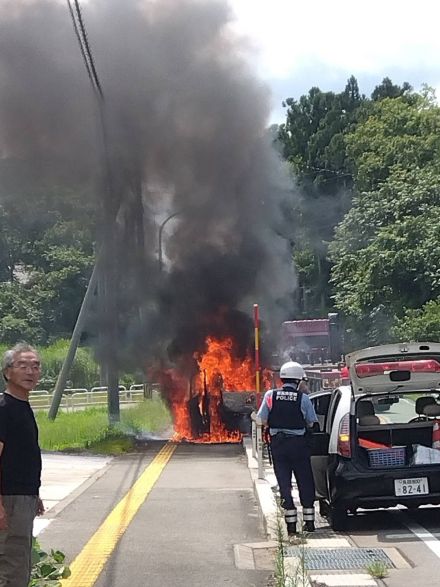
[
  {"xmin": 328, "ymin": 89, "xmax": 440, "ymax": 346},
  {"xmin": 28, "ymin": 243, "xmax": 94, "ymax": 339},
  {"xmin": 331, "ymin": 136, "xmax": 440, "ymax": 345},
  {"xmin": 277, "ymin": 78, "xmax": 437, "ymax": 340},
  {"xmin": 371, "ymin": 77, "xmax": 412, "ymax": 101},
  {"xmin": 346, "ymin": 95, "xmax": 440, "ymax": 192},
  {"xmin": 277, "ymin": 77, "xmax": 365, "ymax": 316},
  {"xmin": 393, "ymin": 299, "xmax": 440, "ymax": 342},
  {"xmin": 278, "ymin": 76, "xmax": 363, "ymax": 194},
  {"xmin": 0, "ymin": 180, "xmax": 96, "ymax": 343},
  {"xmin": 0, "ymin": 283, "xmax": 44, "ymax": 344}
]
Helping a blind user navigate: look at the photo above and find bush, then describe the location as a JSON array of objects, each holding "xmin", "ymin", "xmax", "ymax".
[
  {"xmin": 0, "ymin": 338, "xmax": 143, "ymax": 392},
  {"xmin": 38, "ymin": 340, "xmax": 99, "ymax": 390}
]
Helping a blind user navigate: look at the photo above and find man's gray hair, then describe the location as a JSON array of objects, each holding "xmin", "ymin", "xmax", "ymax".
[{"xmin": 2, "ymin": 342, "xmax": 40, "ymax": 381}]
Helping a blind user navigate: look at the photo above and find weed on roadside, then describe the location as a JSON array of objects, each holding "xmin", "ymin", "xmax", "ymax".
[
  {"xmin": 366, "ymin": 559, "xmax": 389, "ymax": 579},
  {"xmin": 271, "ymin": 506, "xmax": 309, "ymax": 587},
  {"xmin": 30, "ymin": 538, "xmax": 70, "ymax": 586}
]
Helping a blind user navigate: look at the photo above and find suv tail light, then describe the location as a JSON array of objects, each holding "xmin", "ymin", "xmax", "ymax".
[
  {"xmin": 355, "ymin": 359, "xmax": 440, "ymax": 378},
  {"xmin": 337, "ymin": 413, "xmax": 351, "ymax": 457}
]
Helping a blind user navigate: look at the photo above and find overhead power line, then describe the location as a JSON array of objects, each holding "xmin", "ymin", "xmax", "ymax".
[
  {"xmin": 66, "ymin": 0, "xmax": 94, "ymax": 92},
  {"xmin": 67, "ymin": 0, "xmax": 104, "ymax": 99},
  {"xmin": 52, "ymin": 1, "xmax": 120, "ymax": 424}
]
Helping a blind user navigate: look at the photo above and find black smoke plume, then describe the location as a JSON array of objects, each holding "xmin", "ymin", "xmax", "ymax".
[{"xmin": 0, "ymin": 0, "xmax": 296, "ymax": 373}]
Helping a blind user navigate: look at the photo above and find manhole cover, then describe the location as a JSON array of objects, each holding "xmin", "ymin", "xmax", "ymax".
[{"xmin": 283, "ymin": 547, "xmax": 394, "ymax": 571}]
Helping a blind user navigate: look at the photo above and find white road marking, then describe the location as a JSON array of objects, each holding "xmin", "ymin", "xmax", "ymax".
[
  {"xmin": 394, "ymin": 511, "xmax": 440, "ymax": 559},
  {"xmin": 305, "ymin": 538, "xmax": 351, "ymax": 548}
]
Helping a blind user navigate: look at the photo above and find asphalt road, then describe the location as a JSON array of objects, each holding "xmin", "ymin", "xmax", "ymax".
[
  {"xmin": 39, "ymin": 442, "xmax": 271, "ymax": 587},
  {"xmin": 343, "ymin": 504, "xmax": 440, "ymax": 586}
]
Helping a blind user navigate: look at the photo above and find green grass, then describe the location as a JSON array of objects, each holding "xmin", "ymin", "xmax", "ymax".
[
  {"xmin": 87, "ymin": 434, "xmax": 136, "ymax": 455},
  {"xmin": 119, "ymin": 399, "xmax": 171, "ymax": 433},
  {"xmin": 36, "ymin": 399, "xmax": 172, "ymax": 453}
]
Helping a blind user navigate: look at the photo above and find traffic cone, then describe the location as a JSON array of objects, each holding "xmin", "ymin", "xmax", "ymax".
[{"xmin": 433, "ymin": 420, "xmax": 440, "ymax": 450}]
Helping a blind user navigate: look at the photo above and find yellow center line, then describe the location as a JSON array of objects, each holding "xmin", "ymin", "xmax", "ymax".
[{"xmin": 62, "ymin": 442, "xmax": 176, "ymax": 587}]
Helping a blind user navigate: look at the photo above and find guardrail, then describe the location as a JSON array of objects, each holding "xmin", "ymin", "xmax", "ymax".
[
  {"xmin": 250, "ymin": 411, "xmax": 265, "ymax": 480},
  {"xmin": 29, "ymin": 384, "xmax": 156, "ymax": 412}
]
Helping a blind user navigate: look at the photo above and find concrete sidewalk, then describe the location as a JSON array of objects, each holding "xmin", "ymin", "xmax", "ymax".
[{"xmin": 34, "ymin": 452, "xmax": 112, "ymax": 536}]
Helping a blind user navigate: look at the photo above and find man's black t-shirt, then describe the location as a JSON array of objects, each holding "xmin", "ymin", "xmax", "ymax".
[{"xmin": 0, "ymin": 392, "xmax": 41, "ymax": 495}]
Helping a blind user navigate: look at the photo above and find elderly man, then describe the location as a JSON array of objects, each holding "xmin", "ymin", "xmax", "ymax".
[{"xmin": 0, "ymin": 342, "xmax": 44, "ymax": 587}]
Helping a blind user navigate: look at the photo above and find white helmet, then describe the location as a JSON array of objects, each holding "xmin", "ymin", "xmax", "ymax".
[{"xmin": 280, "ymin": 361, "xmax": 306, "ymax": 380}]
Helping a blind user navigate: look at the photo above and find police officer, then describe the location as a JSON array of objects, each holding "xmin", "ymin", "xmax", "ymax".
[{"xmin": 257, "ymin": 361, "xmax": 318, "ymax": 535}]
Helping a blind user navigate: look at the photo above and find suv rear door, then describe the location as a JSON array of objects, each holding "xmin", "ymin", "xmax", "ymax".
[
  {"xmin": 309, "ymin": 390, "xmax": 333, "ymax": 499},
  {"xmin": 346, "ymin": 342, "xmax": 440, "ymax": 395}
]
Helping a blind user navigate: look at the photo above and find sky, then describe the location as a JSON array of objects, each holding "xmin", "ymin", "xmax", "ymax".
[{"xmin": 228, "ymin": 0, "xmax": 440, "ymax": 124}]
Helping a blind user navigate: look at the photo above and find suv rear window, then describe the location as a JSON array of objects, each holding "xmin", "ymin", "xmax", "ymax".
[{"xmin": 356, "ymin": 392, "xmax": 440, "ymax": 425}]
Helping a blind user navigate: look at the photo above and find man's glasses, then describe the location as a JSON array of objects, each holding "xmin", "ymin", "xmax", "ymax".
[{"xmin": 12, "ymin": 362, "xmax": 41, "ymax": 372}]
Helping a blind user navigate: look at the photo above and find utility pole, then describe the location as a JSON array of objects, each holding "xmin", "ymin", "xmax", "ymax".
[
  {"xmin": 48, "ymin": 262, "xmax": 99, "ymax": 420},
  {"xmin": 100, "ymin": 227, "xmax": 120, "ymax": 424},
  {"xmin": 67, "ymin": 0, "xmax": 120, "ymax": 424}
]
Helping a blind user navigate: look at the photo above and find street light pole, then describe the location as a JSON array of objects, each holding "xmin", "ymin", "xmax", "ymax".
[{"xmin": 158, "ymin": 211, "xmax": 182, "ymax": 271}]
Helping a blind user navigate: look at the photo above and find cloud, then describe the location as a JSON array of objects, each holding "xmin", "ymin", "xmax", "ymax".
[{"xmin": 229, "ymin": 0, "xmax": 440, "ymax": 80}]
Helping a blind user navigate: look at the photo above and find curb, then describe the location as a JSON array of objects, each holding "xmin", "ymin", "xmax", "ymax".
[{"xmin": 245, "ymin": 441, "xmax": 279, "ymax": 540}]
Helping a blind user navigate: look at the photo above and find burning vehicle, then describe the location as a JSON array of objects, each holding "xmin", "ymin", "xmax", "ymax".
[{"xmin": 157, "ymin": 337, "xmax": 273, "ymax": 443}]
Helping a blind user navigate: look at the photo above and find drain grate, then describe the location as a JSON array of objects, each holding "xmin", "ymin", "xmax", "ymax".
[{"xmin": 283, "ymin": 547, "xmax": 394, "ymax": 571}]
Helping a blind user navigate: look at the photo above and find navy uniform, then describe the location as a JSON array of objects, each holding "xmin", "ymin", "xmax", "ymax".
[{"xmin": 257, "ymin": 361, "xmax": 318, "ymax": 535}]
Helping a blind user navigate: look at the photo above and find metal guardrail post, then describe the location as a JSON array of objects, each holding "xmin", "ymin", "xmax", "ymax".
[
  {"xmin": 255, "ymin": 414, "xmax": 265, "ymax": 480},
  {"xmin": 251, "ymin": 411, "xmax": 257, "ymax": 459}
]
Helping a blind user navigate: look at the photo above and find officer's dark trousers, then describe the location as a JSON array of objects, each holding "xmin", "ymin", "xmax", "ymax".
[{"xmin": 270, "ymin": 433, "xmax": 315, "ymax": 510}]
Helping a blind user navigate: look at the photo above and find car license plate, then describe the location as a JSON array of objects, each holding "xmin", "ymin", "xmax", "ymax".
[{"xmin": 394, "ymin": 477, "xmax": 429, "ymax": 496}]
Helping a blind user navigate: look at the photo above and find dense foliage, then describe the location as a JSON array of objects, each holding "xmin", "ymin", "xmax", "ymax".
[
  {"xmin": 277, "ymin": 78, "xmax": 440, "ymax": 347},
  {"xmin": 0, "ymin": 182, "xmax": 95, "ymax": 345}
]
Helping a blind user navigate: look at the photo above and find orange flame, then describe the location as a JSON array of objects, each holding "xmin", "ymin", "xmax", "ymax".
[{"xmin": 165, "ymin": 337, "xmax": 272, "ymax": 443}]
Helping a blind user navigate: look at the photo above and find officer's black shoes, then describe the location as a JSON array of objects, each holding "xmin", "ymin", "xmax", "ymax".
[
  {"xmin": 286, "ymin": 522, "xmax": 297, "ymax": 536},
  {"xmin": 303, "ymin": 521, "xmax": 315, "ymax": 533}
]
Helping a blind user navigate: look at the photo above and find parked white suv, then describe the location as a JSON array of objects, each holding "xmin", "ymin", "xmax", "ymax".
[{"xmin": 308, "ymin": 342, "xmax": 440, "ymax": 530}]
